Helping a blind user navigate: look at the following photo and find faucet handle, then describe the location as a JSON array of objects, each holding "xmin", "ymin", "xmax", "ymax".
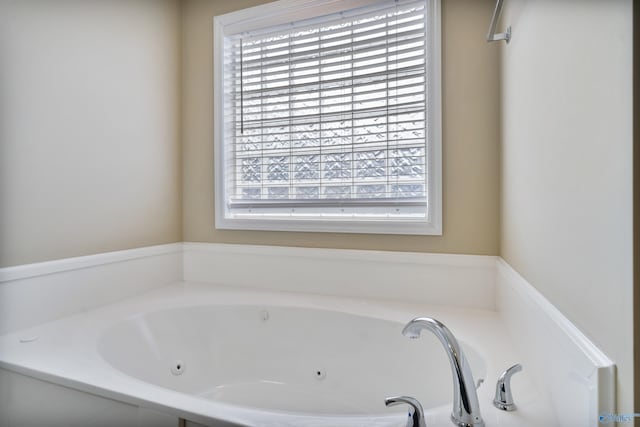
[
  {"xmin": 493, "ymin": 363, "xmax": 523, "ymax": 411},
  {"xmin": 385, "ymin": 396, "xmax": 426, "ymax": 427}
]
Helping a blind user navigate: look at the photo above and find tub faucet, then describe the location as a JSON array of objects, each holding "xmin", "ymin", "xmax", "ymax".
[
  {"xmin": 402, "ymin": 317, "xmax": 484, "ymax": 427},
  {"xmin": 493, "ymin": 363, "xmax": 522, "ymax": 411},
  {"xmin": 385, "ymin": 396, "xmax": 426, "ymax": 427}
]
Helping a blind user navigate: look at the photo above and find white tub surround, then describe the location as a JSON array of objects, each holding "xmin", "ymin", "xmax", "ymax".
[
  {"xmin": 496, "ymin": 259, "xmax": 615, "ymax": 427},
  {"xmin": 0, "ymin": 243, "xmax": 183, "ymax": 335},
  {"xmin": 0, "ymin": 243, "xmax": 617, "ymax": 426},
  {"xmin": 183, "ymin": 243, "xmax": 497, "ymax": 310}
]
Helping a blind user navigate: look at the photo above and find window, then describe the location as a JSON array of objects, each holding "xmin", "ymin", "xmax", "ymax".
[{"xmin": 214, "ymin": 0, "xmax": 441, "ymax": 235}]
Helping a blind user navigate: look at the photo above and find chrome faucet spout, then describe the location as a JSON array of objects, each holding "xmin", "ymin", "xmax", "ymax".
[{"xmin": 402, "ymin": 317, "xmax": 484, "ymax": 427}]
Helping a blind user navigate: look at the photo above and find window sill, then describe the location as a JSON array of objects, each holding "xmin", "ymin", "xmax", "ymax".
[{"xmin": 215, "ymin": 216, "xmax": 442, "ymax": 236}]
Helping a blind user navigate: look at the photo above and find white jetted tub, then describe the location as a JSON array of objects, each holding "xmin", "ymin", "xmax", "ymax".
[
  {"xmin": 99, "ymin": 305, "xmax": 485, "ymax": 416},
  {"xmin": 0, "ymin": 283, "xmax": 551, "ymax": 426}
]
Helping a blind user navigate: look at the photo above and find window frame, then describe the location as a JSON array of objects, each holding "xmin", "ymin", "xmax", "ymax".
[{"xmin": 213, "ymin": 0, "xmax": 442, "ymax": 235}]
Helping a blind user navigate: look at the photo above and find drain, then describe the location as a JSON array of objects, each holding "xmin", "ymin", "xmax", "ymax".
[
  {"xmin": 314, "ymin": 369, "xmax": 326, "ymax": 380},
  {"xmin": 171, "ymin": 360, "xmax": 186, "ymax": 376}
]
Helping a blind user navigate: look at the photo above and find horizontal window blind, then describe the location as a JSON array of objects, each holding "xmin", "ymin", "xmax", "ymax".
[{"xmin": 221, "ymin": 0, "xmax": 432, "ymax": 221}]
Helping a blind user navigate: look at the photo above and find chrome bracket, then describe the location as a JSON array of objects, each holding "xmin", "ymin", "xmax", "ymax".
[{"xmin": 486, "ymin": 0, "xmax": 511, "ymax": 43}]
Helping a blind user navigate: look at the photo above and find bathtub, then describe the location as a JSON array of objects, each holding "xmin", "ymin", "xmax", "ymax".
[{"xmin": 0, "ymin": 282, "xmax": 551, "ymax": 426}]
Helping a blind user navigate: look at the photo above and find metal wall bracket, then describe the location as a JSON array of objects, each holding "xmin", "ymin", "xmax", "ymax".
[{"xmin": 486, "ymin": 0, "xmax": 511, "ymax": 43}]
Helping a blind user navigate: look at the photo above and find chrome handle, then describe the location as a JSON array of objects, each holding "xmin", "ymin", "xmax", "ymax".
[
  {"xmin": 493, "ymin": 363, "xmax": 523, "ymax": 411},
  {"xmin": 385, "ymin": 396, "xmax": 426, "ymax": 427}
]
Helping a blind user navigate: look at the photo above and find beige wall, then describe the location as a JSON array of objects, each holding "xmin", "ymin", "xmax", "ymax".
[
  {"xmin": 0, "ymin": 0, "xmax": 182, "ymax": 267},
  {"xmin": 182, "ymin": 0, "xmax": 500, "ymax": 255},
  {"xmin": 500, "ymin": 0, "xmax": 634, "ymax": 413}
]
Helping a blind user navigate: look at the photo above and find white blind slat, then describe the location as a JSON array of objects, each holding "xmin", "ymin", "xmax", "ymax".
[
  {"xmin": 230, "ymin": 43, "xmax": 426, "ymax": 80},
  {"xmin": 237, "ymin": 62, "xmax": 425, "ymax": 99},
  {"xmin": 228, "ymin": 0, "xmax": 427, "ymax": 44},
  {"xmin": 229, "ymin": 28, "xmax": 426, "ymax": 72}
]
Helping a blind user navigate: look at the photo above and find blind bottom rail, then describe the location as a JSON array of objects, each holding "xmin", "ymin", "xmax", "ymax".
[{"xmin": 228, "ymin": 198, "xmax": 427, "ymax": 209}]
